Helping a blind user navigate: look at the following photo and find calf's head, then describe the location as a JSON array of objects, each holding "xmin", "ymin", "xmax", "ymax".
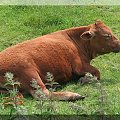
[{"xmin": 81, "ymin": 20, "xmax": 120, "ymax": 58}]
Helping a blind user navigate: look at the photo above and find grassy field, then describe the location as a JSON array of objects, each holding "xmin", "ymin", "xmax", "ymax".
[{"xmin": 0, "ymin": 6, "xmax": 120, "ymax": 116}]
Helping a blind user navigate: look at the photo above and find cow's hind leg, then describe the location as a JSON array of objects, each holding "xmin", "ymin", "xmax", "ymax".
[
  {"xmin": 20, "ymin": 68, "xmax": 85, "ymax": 101},
  {"xmin": 19, "ymin": 68, "xmax": 49, "ymax": 98}
]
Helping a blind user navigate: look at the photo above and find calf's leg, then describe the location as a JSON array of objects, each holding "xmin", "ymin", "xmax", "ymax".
[
  {"xmin": 20, "ymin": 68, "xmax": 85, "ymax": 101},
  {"xmin": 81, "ymin": 63, "xmax": 100, "ymax": 79},
  {"xmin": 19, "ymin": 68, "xmax": 49, "ymax": 97}
]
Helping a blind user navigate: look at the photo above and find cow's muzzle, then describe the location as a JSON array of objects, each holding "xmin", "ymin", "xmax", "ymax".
[{"xmin": 113, "ymin": 41, "xmax": 120, "ymax": 52}]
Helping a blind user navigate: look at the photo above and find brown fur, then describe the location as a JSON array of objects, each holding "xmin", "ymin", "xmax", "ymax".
[{"xmin": 0, "ymin": 20, "xmax": 120, "ymax": 100}]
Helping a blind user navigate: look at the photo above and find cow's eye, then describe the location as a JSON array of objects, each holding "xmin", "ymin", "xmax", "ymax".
[{"xmin": 103, "ymin": 34, "xmax": 112, "ymax": 40}]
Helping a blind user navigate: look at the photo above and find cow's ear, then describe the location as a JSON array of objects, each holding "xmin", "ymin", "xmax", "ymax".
[
  {"xmin": 95, "ymin": 20, "xmax": 104, "ymax": 27},
  {"xmin": 95, "ymin": 19, "xmax": 103, "ymax": 24},
  {"xmin": 80, "ymin": 31, "xmax": 94, "ymax": 40}
]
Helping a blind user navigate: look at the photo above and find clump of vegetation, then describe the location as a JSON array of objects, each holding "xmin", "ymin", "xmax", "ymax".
[
  {"xmin": 45, "ymin": 72, "xmax": 60, "ymax": 97},
  {"xmin": 30, "ymin": 72, "xmax": 59, "ymax": 115},
  {"xmin": 4, "ymin": 72, "xmax": 22, "ymax": 105},
  {"xmin": 70, "ymin": 73, "xmax": 108, "ymax": 115},
  {"xmin": 2, "ymin": 72, "xmax": 28, "ymax": 119},
  {"xmin": 45, "ymin": 72, "xmax": 60, "ymax": 113},
  {"xmin": 80, "ymin": 73, "xmax": 108, "ymax": 115},
  {"xmin": 30, "ymin": 79, "xmax": 47, "ymax": 100},
  {"xmin": 95, "ymin": 82, "xmax": 108, "ymax": 115},
  {"xmin": 30, "ymin": 79, "xmax": 47, "ymax": 115},
  {"xmin": 79, "ymin": 72, "xmax": 98, "ymax": 85}
]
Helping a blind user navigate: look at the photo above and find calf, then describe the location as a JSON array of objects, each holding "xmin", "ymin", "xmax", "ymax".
[{"xmin": 0, "ymin": 20, "xmax": 120, "ymax": 100}]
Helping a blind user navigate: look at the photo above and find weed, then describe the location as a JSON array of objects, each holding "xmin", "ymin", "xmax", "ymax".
[
  {"xmin": 30, "ymin": 79, "xmax": 47, "ymax": 115},
  {"xmin": 45, "ymin": 72, "xmax": 60, "ymax": 94},
  {"xmin": 45, "ymin": 72, "xmax": 59, "ymax": 114},
  {"xmin": 94, "ymin": 82, "xmax": 107, "ymax": 115},
  {"xmin": 79, "ymin": 72, "xmax": 98, "ymax": 85},
  {"xmin": 3, "ymin": 72, "xmax": 28, "ymax": 119},
  {"xmin": 81, "ymin": 73, "xmax": 108, "ymax": 115},
  {"xmin": 30, "ymin": 79, "xmax": 47, "ymax": 100},
  {"xmin": 70, "ymin": 73, "xmax": 108, "ymax": 115},
  {"xmin": 30, "ymin": 72, "xmax": 59, "ymax": 115}
]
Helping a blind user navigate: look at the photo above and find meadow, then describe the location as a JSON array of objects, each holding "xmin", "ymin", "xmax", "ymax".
[{"xmin": 0, "ymin": 6, "xmax": 120, "ymax": 116}]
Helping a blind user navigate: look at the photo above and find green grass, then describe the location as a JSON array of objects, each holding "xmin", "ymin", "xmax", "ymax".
[{"xmin": 0, "ymin": 6, "xmax": 120, "ymax": 115}]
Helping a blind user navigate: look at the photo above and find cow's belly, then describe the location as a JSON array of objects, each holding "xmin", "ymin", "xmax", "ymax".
[{"xmin": 37, "ymin": 56, "xmax": 73, "ymax": 83}]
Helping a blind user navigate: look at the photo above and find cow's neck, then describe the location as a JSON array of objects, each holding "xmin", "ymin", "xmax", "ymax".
[{"xmin": 66, "ymin": 26, "xmax": 93, "ymax": 63}]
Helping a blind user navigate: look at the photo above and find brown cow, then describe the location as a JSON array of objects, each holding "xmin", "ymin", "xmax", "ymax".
[{"xmin": 0, "ymin": 20, "xmax": 120, "ymax": 101}]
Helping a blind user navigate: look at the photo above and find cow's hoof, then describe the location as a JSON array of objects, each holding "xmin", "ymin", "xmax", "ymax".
[
  {"xmin": 51, "ymin": 91, "xmax": 85, "ymax": 101},
  {"xmin": 79, "ymin": 73, "xmax": 98, "ymax": 85},
  {"xmin": 67, "ymin": 92, "xmax": 85, "ymax": 101}
]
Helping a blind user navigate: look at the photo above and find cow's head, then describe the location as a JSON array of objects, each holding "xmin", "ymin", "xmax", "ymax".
[{"xmin": 81, "ymin": 20, "xmax": 120, "ymax": 58}]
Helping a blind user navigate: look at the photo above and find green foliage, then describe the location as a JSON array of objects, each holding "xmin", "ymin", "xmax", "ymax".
[
  {"xmin": 4, "ymin": 72, "xmax": 21, "ymax": 105},
  {"xmin": 1, "ymin": 72, "xmax": 28, "ymax": 119},
  {"xmin": 45, "ymin": 72, "xmax": 60, "ymax": 92},
  {"xmin": 45, "ymin": 72, "xmax": 59, "ymax": 114},
  {"xmin": 79, "ymin": 72, "xmax": 98, "ymax": 85},
  {"xmin": 30, "ymin": 79, "xmax": 48, "ymax": 115},
  {"xmin": 30, "ymin": 79, "xmax": 47, "ymax": 100},
  {"xmin": 4, "ymin": 72, "xmax": 20, "ymax": 91},
  {"xmin": 30, "ymin": 72, "xmax": 58, "ymax": 115}
]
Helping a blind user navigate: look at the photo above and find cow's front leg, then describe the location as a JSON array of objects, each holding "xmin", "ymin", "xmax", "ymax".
[{"xmin": 81, "ymin": 63, "xmax": 100, "ymax": 80}]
